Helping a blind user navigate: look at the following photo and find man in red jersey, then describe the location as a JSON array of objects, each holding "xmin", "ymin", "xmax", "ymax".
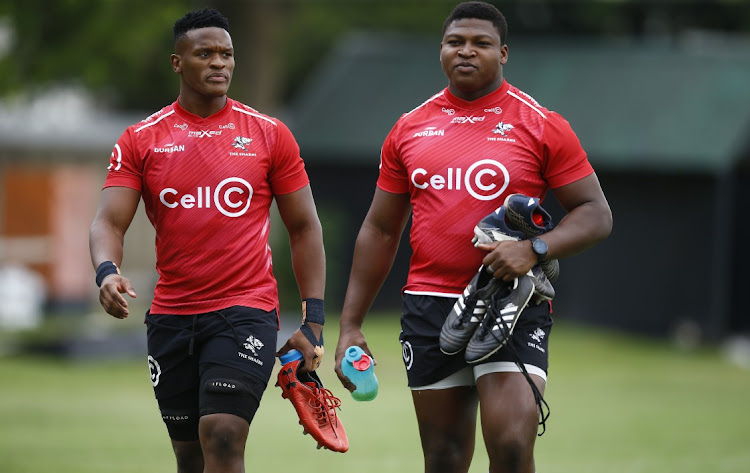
[
  {"xmin": 334, "ymin": 2, "xmax": 612, "ymax": 473},
  {"xmin": 89, "ymin": 9, "xmax": 326, "ymax": 473}
]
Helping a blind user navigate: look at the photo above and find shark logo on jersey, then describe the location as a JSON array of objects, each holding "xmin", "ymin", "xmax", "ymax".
[
  {"xmin": 233, "ymin": 136, "xmax": 252, "ymax": 150},
  {"xmin": 493, "ymin": 122, "xmax": 514, "ymax": 136}
]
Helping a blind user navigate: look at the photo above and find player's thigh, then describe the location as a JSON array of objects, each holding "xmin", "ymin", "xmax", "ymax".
[
  {"xmin": 412, "ymin": 384, "xmax": 478, "ymax": 437},
  {"xmin": 146, "ymin": 312, "xmax": 202, "ymax": 441},
  {"xmin": 476, "ymin": 371, "xmax": 544, "ymax": 444},
  {"xmin": 198, "ymin": 306, "xmax": 278, "ymax": 423}
]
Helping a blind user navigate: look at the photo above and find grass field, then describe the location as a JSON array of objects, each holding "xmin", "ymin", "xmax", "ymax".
[{"xmin": 1, "ymin": 313, "xmax": 748, "ymax": 473}]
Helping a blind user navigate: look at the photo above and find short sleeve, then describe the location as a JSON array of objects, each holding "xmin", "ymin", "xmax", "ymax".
[
  {"xmin": 542, "ymin": 112, "xmax": 594, "ymax": 189},
  {"xmin": 376, "ymin": 119, "xmax": 410, "ymax": 194},
  {"xmin": 269, "ymin": 120, "xmax": 309, "ymax": 195},
  {"xmin": 103, "ymin": 128, "xmax": 143, "ymax": 191}
]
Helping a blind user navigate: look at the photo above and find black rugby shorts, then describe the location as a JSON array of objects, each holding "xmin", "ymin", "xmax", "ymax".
[
  {"xmin": 146, "ymin": 306, "xmax": 277, "ymax": 427},
  {"xmin": 399, "ymin": 293, "xmax": 553, "ymax": 388}
]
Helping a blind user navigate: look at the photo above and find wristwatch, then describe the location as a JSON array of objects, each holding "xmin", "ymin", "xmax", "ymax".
[{"xmin": 530, "ymin": 237, "xmax": 548, "ymax": 262}]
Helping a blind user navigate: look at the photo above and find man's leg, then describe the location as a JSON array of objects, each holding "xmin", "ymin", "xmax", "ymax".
[
  {"xmin": 476, "ymin": 372, "xmax": 545, "ymax": 473},
  {"xmin": 170, "ymin": 440, "xmax": 204, "ymax": 473},
  {"xmin": 412, "ymin": 385, "xmax": 478, "ymax": 473},
  {"xmin": 198, "ymin": 413, "xmax": 249, "ymax": 473}
]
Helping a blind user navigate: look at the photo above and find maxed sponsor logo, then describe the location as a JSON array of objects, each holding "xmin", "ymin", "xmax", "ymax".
[
  {"xmin": 159, "ymin": 177, "xmax": 254, "ymax": 217},
  {"xmin": 188, "ymin": 130, "xmax": 223, "ymax": 138},
  {"xmin": 410, "ymin": 159, "xmax": 509, "ymax": 201},
  {"xmin": 451, "ymin": 115, "xmax": 485, "ymax": 124}
]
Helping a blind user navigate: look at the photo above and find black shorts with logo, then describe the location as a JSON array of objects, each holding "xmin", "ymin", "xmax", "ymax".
[
  {"xmin": 146, "ymin": 305, "xmax": 278, "ymax": 440},
  {"xmin": 399, "ymin": 294, "xmax": 553, "ymax": 388}
]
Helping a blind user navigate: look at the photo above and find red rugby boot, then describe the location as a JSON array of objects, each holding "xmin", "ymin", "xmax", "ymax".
[{"xmin": 276, "ymin": 352, "xmax": 349, "ymax": 453}]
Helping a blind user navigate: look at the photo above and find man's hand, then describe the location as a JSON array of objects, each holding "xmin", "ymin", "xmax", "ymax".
[
  {"xmin": 477, "ymin": 239, "xmax": 536, "ymax": 282},
  {"xmin": 277, "ymin": 322, "xmax": 323, "ymax": 373},
  {"xmin": 334, "ymin": 326, "xmax": 373, "ymax": 392},
  {"xmin": 98, "ymin": 274, "xmax": 137, "ymax": 319}
]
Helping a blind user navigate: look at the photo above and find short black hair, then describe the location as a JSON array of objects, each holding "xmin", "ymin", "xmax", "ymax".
[
  {"xmin": 442, "ymin": 1, "xmax": 508, "ymax": 45},
  {"xmin": 173, "ymin": 8, "xmax": 230, "ymax": 43}
]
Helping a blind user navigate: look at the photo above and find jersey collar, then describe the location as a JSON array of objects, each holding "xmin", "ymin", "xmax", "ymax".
[
  {"xmin": 173, "ymin": 97, "xmax": 233, "ymax": 124},
  {"xmin": 443, "ymin": 80, "xmax": 510, "ymax": 110}
]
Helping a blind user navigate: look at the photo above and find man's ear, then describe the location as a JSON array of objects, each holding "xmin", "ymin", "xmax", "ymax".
[{"xmin": 171, "ymin": 54, "xmax": 181, "ymax": 73}]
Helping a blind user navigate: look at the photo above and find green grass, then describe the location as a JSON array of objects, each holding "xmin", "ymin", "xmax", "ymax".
[{"xmin": 1, "ymin": 315, "xmax": 748, "ymax": 473}]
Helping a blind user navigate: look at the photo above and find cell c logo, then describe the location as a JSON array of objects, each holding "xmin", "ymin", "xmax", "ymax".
[
  {"xmin": 159, "ymin": 177, "xmax": 253, "ymax": 218},
  {"xmin": 410, "ymin": 159, "xmax": 509, "ymax": 201},
  {"xmin": 465, "ymin": 159, "xmax": 509, "ymax": 201},
  {"xmin": 401, "ymin": 341, "xmax": 414, "ymax": 370},
  {"xmin": 148, "ymin": 355, "xmax": 161, "ymax": 387},
  {"xmin": 214, "ymin": 177, "xmax": 253, "ymax": 217}
]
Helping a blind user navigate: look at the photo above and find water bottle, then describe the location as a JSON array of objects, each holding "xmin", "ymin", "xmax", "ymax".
[
  {"xmin": 341, "ymin": 346, "xmax": 378, "ymax": 401},
  {"xmin": 279, "ymin": 349, "xmax": 303, "ymax": 366}
]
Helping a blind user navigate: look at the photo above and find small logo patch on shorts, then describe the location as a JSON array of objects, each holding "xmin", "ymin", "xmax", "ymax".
[
  {"xmin": 148, "ymin": 355, "xmax": 161, "ymax": 387},
  {"xmin": 401, "ymin": 341, "xmax": 414, "ymax": 370}
]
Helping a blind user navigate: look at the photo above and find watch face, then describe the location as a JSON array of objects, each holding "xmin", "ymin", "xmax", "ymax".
[{"xmin": 532, "ymin": 238, "xmax": 548, "ymax": 257}]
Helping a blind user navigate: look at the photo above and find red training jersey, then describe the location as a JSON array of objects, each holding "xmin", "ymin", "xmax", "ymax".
[
  {"xmin": 377, "ymin": 80, "xmax": 593, "ymax": 297},
  {"xmin": 104, "ymin": 98, "xmax": 309, "ymax": 315}
]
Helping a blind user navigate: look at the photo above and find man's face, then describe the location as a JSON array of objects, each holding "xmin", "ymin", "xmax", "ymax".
[
  {"xmin": 440, "ymin": 18, "xmax": 507, "ymax": 99},
  {"xmin": 172, "ymin": 27, "xmax": 234, "ymax": 98}
]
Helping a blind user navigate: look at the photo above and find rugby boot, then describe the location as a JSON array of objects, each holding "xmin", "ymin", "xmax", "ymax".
[
  {"xmin": 472, "ymin": 206, "xmax": 555, "ymax": 302},
  {"xmin": 440, "ymin": 265, "xmax": 499, "ymax": 355},
  {"xmin": 472, "ymin": 206, "xmax": 526, "ymax": 246},
  {"xmin": 503, "ymin": 194, "xmax": 560, "ymax": 282},
  {"xmin": 276, "ymin": 358, "xmax": 349, "ymax": 452},
  {"xmin": 465, "ymin": 274, "xmax": 535, "ymax": 363},
  {"xmin": 529, "ymin": 264, "xmax": 555, "ymax": 304}
]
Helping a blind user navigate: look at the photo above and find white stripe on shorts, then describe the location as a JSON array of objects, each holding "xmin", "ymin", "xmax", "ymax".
[{"xmin": 411, "ymin": 362, "xmax": 546, "ymax": 390}]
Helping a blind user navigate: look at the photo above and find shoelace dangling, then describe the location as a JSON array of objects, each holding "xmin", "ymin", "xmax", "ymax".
[{"xmin": 487, "ymin": 310, "xmax": 551, "ymax": 436}]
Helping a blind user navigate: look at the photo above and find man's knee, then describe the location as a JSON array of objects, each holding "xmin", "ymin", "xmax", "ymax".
[
  {"xmin": 486, "ymin": 435, "xmax": 535, "ymax": 473},
  {"xmin": 199, "ymin": 413, "xmax": 249, "ymax": 457},
  {"xmin": 422, "ymin": 431, "xmax": 474, "ymax": 473},
  {"xmin": 171, "ymin": 440, "xmax": 204, "ymax": 473}
]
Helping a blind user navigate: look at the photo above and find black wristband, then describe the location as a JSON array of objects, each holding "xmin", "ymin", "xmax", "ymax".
[
  {"xmin": 300, "ymin": 322, "xmax": 323, "ymax": 348},
  {"xmin": 303, "ymin": 298, "xmax": 324, "ymax": 325},
  {"xmin": 95, "ymin": 261, "xmax": 120, "ymax": 287}
]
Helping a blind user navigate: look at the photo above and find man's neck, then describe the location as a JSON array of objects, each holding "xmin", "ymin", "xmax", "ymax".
[{"xmin": 178, "ymin": 95, "xmax": 228, "ymax": 118}]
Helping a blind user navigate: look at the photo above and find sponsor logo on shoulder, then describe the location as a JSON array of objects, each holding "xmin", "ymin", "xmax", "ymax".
[
  {"xmin": 413, "ymin": 126, "xmax": 445, "ymax": 138},
  {"xmin": 484, "ymin": 107, "xmax": 502, "ymax": 114},
  {"xmin": 441, "ymin": 107, "xmax": 456, "ymax": 115},
  {"xmin": 142, "ymin": 109, "xmax": 164, "ymax": 123},
  {"xmin": 153, "ymin": 142, "xmax": 185, "ymax": 153}
]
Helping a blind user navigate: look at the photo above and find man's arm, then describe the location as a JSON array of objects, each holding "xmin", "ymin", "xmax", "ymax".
[
  {"xmin": 334, "ymin": 188, "xmax": 411, "ymax": 391},
  {"xmin": 275, "ymin": 184, "xmax": 326, "ymax": 372},
  {"xmin": 89, "ymin": 186, "xmax": 141, "ymax": 318},
  {"xmin": 478, "ymin": 173, "xmax": 613, "ymax": 281}
]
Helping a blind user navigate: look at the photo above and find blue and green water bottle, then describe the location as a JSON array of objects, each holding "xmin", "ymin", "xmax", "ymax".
[{"xmin": 341, "ymin": 346, "xmax": 378, "ymax": 401}]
